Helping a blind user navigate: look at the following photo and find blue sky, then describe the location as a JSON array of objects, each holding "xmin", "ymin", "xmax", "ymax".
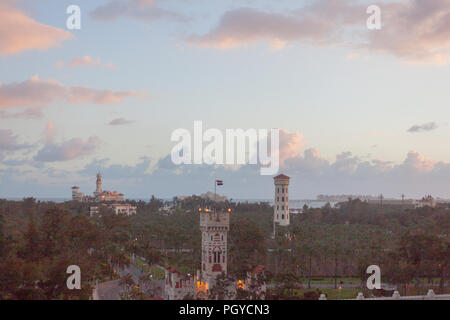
[{"xmin": 1, "ymin": 0, "xmax": 450, "ymax": 199}]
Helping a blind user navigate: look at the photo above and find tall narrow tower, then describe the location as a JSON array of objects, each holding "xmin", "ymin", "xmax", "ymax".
[
  {"xmin": 96, "ymin": 172, "xmax": 102, "ymax": 195},
  {"xmin": 274, "ymin": 174, "xmax": 290, "ymax": 227},
  {"xmin": 200, "ymin": 209, "xmax": 229, "ymax": 290}
]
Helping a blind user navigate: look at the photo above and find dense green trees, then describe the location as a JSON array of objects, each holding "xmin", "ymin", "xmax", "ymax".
[
  {"xmin": 0, "ymin": 196, "xmax": 448, "ymax": 299},
  {"xmin": 0, "ymin": 201, "xmax": 133, "ymax": 299}
]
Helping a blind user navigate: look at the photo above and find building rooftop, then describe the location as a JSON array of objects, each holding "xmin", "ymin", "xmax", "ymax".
[{"xmin": 274, "ymin": 174, "xmax": 290, "ymax": 180}]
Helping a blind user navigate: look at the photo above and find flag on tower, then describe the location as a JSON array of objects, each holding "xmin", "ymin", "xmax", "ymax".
[{"xmin": 216, "ymin": 180, "xmax": 223, "ymax": 186}]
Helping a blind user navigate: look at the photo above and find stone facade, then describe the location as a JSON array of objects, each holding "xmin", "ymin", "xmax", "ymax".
[{"xmin": 200, "ymin": 210, "xmax": 229, "ymax": 290}]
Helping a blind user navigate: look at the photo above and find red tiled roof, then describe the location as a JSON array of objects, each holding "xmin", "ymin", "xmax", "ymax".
[
  {"xmin": 166, "ymin": 265, "xmax": 182, "ymax": 275},
  {"xmin": 274, "ymin": 174, "xmax": 290, "ymax": 180}
]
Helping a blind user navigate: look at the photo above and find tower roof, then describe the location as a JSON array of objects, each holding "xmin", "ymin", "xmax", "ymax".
[{"xmin": 274, "ymin": 174, "xmax": 290, "ymax": 180}]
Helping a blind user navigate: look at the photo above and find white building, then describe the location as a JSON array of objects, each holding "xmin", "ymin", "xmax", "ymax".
[
  {"xmin": 72, "ymin": 172, "xmax": 124, "ymax": 202},
  {"xmin": 274, "ymin": 174, "xmax": 290, "ymax": 227},
  {"xmin": 89, "ymin": 206, "xmax": 100, "ymax": 216},
  {"xmin": 111, "ymin": 203, "xmax": 137, "ymax": 215},
  {"xmin": 72, "ymin": 186, "xmax": 84, "ymax": 201},
  {"xmin": 90, "ymin": 203, "xmax": 137, "ymax": 217},
  {"xmin": 415, "ymin": 195, "xmax": 436, "ymax": 208}
]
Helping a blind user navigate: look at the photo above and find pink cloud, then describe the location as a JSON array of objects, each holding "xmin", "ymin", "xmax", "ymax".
[
  {"xmin": 188, "ymin": 0, "xmax": 450, "ymax": 65},
  {"xmin": 34, "ymin": 136, "xmax": 102, "ymax": 162},
  {"xmin": 55, "ymin": 56, "xmax": 118, "ymax": 69},
  {"xmin": 187, "ymin": 4, "xmax": 365, "ymax": 50},
  {"xmin": 91, "ymin": 0, "xmax": 185, "ymax": 23},
  {"xmin": 278, "ymin": 129, "xmax": 305, "ymax": 166},
  {"xmin": 0, "ymin": 1, "xmax": 73, "ymax": 55},
  {"xmin": 68, "ymin": 56, "xmax": 101, "ymax": 67},
  {"xmin": 0, "ymin": 75, "xmax": 142, "ymax": 110},
  {"xmin": 67, "ymin": 86, "xmax": 141, "ymax": 104},
  {"xmin": 0, "ymin": 107, "xmax": 44, "ymax": 119},
  {"xmin": 0, "ymin": 129, "xmax": 31, "ymax": 155},
  {"xmin": 397, "ymin": 151, "xmax": 435, "ymax": 174}
]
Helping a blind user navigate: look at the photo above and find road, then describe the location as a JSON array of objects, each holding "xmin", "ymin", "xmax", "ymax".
[{"xmin": 118, "ymin": 264, "xmax": 165, "ymax": 297}]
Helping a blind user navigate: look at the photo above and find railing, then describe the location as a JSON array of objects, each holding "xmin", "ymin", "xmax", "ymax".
[{"xmin": 318, "ymin": 289, "xmax": 450, "ymax": 300}]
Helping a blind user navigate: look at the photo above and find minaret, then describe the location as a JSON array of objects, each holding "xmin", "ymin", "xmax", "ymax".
[
  {"xmin": 200, "ymin": 209, "xmax": 229, "ymax": 290},
  {"xmin": 273, "ymin": 174, "xmax": 290, "ymax": 227},
  {"xmin": 96, "ymin": 172, "xmax": 102, "ymax": 195}
]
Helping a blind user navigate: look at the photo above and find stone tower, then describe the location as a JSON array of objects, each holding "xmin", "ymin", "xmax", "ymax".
[
  {"xmin": 274, "ymin": 174, "xmax": 290, "ymax": 227},
  {"xmin": 96, "ymin": 172, "xmax": 102, "ymax": 195},
  {"xmin": 200, "ymin": 209, "xmax": 229, "ymax": 290}
]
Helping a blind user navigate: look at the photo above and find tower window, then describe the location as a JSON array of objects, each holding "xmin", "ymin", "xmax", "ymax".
[
  {"xmin": 282, "ymin": 197, "xmax": 284, "ymax": 202},
  {"xmin": 282, "ymin": 214, "xmax": 285, "ymax": 219},
  {"xmin": 282, "ymin": 206, "xmax": 284, "ymax": 210}
]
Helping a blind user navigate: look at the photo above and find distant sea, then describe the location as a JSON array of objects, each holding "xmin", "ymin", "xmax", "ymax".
[{"xmin": 4, "ymin": 197, "xmax": 336, "ymax": 209}]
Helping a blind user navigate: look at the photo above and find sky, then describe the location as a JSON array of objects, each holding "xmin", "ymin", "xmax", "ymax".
[{"xmin": 1, "ymin": 0, "xmax": 450, "ymax": 200}]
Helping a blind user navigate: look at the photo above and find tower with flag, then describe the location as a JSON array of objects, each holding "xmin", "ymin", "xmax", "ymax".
[{"xmin": 199, "ymin": 178, "xmax": 229, "ymax": 292}]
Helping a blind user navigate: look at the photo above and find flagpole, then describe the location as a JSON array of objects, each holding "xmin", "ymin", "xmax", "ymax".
[{"xmin": 214, "ymin": 179, "xmax": 216, "ymax": 214}]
